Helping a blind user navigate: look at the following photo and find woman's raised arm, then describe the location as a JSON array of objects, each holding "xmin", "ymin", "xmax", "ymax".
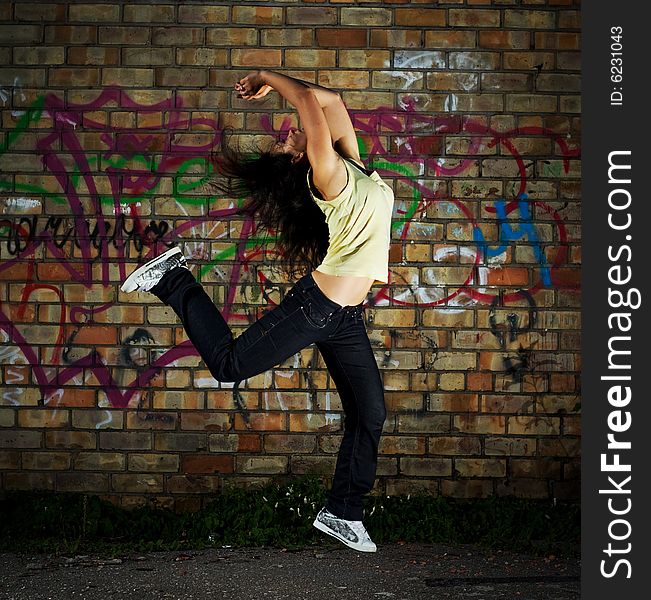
[{"xmin": 235, "ymin": 70, "xmax": 352, "ymax": 200}]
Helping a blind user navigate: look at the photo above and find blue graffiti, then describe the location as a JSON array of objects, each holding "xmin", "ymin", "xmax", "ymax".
[{"xmin": 473, "ymin": 194, "xmax": 551, "ymax": 287}]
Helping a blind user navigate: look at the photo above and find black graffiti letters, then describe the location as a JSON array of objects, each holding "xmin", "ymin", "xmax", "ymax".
[{"xmin": 0, "ymin": 214, "xmax": 170, "ymax": 258}]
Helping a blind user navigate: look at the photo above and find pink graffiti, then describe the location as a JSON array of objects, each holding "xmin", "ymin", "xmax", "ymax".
[{"xmin": 0, "ymin": 92, "xmax": 580, "ymax": 406}]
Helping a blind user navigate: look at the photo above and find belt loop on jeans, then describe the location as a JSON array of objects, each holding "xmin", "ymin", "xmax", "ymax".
[{"xmin": 300, "ymin": 272, "xmax": 316, "ymax": 292}]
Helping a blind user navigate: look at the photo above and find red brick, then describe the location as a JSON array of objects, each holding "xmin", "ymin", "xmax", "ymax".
[
  {"xmin": 370, "ymin": 29, "xmax": 421, "ymax": 48},
  {"xmin": 232, "ymin": 6, "xmax": 283, "ymax": 25},
  {"xmin": 429, "ymin": 393, "xmax": 479, "ymax": 412},
  {"xmin": 179, "ymin": 6, "xmax": 229, "ymax": 23},
  {"xmin": 425, "ymin": 30, "xmax": 475, "ymax": 48},
  {"xmin": 479, "ymin": 31, "xmax": 530, "ymax": 49},
  {"xmin": 231, "ymin": 49, "xmax": 282, "ymax": 67},
  {"xmin": 449, "ymin": 9, "xmax": 500, "ymax": 27},
  {"xmin": 535, "ymin": 32, "xmax": 580, "ymax": 50},
  {"xmin": 467, "ymin": 372, "xmax": 493, "ymax": 391},
  {"xmin": 234, "ymin": 412, "xmax": 286, "ymax": 431},
  {"xmin": 395, "ymin": 9, "xmax": 445, "ymax": 26},
  {"xmin": 206, "ymin": 28, "xmax": 257, "ymax": 46},
  {"xmin": 65, "ymin": 324, "xmax": 117, "ymax": 346},
  {"xmin": 260, "ymin": 29, "xmax": 314, "ymax": 47},
  {"xmin": 318, "ymin": 28, "xmax": 367, "ymax": 48},
  {"xmin": 181, "ymin": 454, "xmax": 234, "ymax": 474},
  {"xmin": 43, "ymin": 389, "xmax": 96, "ymax": 408},
  {"xmin": 206, "ymin": 433, "xmax": 240, "ymax": 453},
  {"xmin": 287, "ymin": 7, "xmax": 337, "ymax": 25}
]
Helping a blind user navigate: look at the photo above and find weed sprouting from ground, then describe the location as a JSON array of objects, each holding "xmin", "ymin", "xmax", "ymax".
[{"xmin": 0, "ymin": 475, "xmax": 579, "ymax": 557}]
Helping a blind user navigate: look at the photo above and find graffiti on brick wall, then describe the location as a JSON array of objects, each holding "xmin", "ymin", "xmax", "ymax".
[{"xmin": 0, "ymin": 88, "xmax": 580, "ymax": 409}]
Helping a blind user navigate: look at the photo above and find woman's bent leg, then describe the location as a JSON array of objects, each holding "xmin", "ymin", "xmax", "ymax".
[
  {"xmin": 149, "ymin": 267, "xmax": 339, "ymax": 383},
  {"xmin": 316, "ymin": 314, "xmax": 387, "ymax": 522}
]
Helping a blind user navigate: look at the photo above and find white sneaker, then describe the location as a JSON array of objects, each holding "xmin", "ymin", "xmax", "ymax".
[
  {"xmin": 313, "ymin": 507, "xmax": 377, "ymax": 553},
  {"xmin": 121, "ymin": 247, "xmax": 189, "ymax": 293}
]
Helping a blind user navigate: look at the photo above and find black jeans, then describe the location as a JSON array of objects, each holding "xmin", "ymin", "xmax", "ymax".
[{"xmin": 150, "ymin": 268, "xmax": 387, "ymax": 521}]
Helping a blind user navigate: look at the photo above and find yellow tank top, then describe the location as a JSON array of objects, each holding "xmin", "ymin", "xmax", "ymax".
[{"xmin": 307, "ymin": 157, "xmax": 394, "ymax": 285}]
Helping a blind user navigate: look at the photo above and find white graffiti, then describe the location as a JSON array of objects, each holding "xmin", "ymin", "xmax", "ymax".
[
  {"xmin": 0, "ymin": 76, "xmax": 27, "ymax": 117},
  {"xmin": 1, "ymin": 197, "xmax": 42, "ymax": 213},
  {"xmin": 323, "ymin": 390, "xmax": 339, "ymax": 425},
  {"xmin": 444, "ymin": 94, "xmax": 458, "ymax": 112},
  {"xmin": 94, "ymin": 410, "xmax": 113, "ymax": 429},
  {"xmin": 0, "ymin": 330, "xmax": 27, "ymax": 405},
  {"xmin": 379, "ymin": 70, "xmax": 423, "ymax": 89}
]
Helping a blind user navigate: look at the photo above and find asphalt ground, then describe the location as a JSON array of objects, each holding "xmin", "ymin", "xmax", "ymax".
[{"xmin": 0, "ymin": 542, "xmax": 579, "ymax": 600}]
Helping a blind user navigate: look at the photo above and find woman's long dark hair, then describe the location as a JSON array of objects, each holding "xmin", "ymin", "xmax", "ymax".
[{"xmin": 210, "ymin": 130, "xmax": 329, "ymax": 279}]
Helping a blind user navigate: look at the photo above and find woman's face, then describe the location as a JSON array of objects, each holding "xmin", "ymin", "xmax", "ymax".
[{"xmin": 271, "ymin": 128, "xmax": 307, "ymax": 157}]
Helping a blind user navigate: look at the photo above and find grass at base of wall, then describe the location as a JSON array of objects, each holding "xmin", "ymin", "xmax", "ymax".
[{"xmin": 0, "ymin": 475, "xmax": 579, "ymax": 558}]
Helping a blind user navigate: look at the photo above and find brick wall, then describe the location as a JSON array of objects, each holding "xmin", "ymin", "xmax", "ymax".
[{"xmin": 0, "ymin": 0, "xmax": 581, "ymax": 511}]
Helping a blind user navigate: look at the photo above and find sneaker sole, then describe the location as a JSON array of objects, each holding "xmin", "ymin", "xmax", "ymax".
[
  {"xmin": 312, "ymin": 519, "xmax": 377, "ymax": 553},
  {"xmin": 120, "ymin": 247, "xmax": 182, "ymax": 293}
]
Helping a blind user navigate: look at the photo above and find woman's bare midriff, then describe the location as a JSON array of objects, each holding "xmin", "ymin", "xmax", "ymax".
[{"xmin": 311, "ymin": 270, "xmax": 374, "ymax": 307}]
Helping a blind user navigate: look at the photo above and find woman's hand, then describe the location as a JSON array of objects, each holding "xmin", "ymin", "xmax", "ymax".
[{"xmin": 235, "ymin": 71, "xmax": 273, "ymax": 100}]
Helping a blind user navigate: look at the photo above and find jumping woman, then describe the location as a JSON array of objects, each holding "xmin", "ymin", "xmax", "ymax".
[{"xmin": 121, "ymin": 71, "xmax": 394, "ymax": 553}]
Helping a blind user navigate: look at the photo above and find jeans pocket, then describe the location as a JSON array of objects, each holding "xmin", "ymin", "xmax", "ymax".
[{"xmin": 301, "ymin": 300, "xmax": 331, "ymax": 329}]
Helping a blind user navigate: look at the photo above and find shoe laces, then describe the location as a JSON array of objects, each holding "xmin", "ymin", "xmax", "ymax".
[
  {"xmin": 348, "ymin": 520, "xmax": 372, "ymax": 541},
  {"xmin": 323, "ymin": 510, "xmax": 371, "ymax": 540}
]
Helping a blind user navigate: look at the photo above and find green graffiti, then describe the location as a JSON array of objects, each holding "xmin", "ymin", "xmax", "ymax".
[
  {"xmin": 366, "ymin": 160, "xmax": 422, "ymax": 236},
  {"xmin": 0, "ymin": 96, "xmax": 44, "ymax": 156},
  {"xmin": 0, "ymin": 95, "xmax": 438, "ymax": 269}
]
